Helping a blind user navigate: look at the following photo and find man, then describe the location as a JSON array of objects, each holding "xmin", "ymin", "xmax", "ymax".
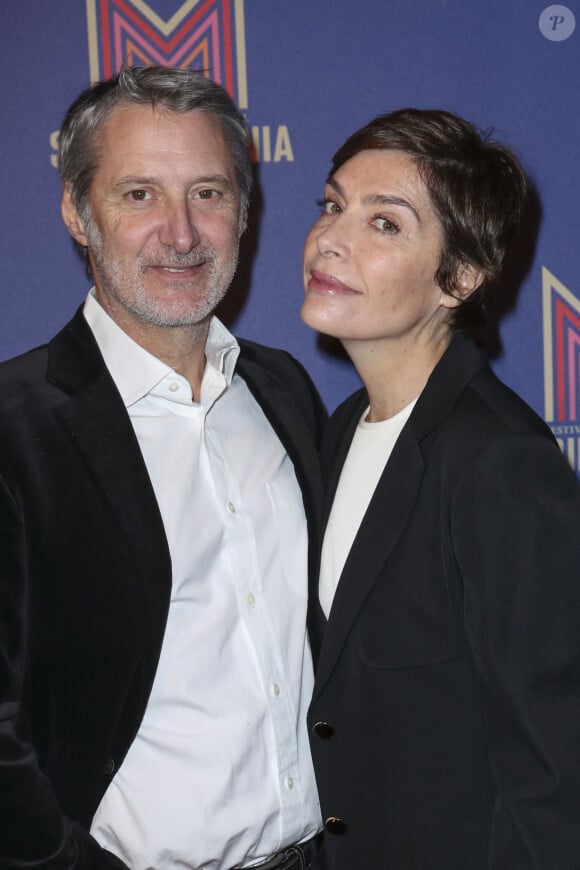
[{"xmin": 0, "ymin": 65, "xmax": 325, "ymax": 870}]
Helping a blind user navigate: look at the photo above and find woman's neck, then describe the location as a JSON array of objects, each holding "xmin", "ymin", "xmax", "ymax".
[{"xmin": 344, "ymin": 329, "xmax": 452, "ymax": 423}]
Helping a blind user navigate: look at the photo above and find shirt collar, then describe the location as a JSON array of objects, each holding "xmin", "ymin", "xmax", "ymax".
[{"xmin": 83, "ymin": 289, "xmax": 240, "ymax": 407}]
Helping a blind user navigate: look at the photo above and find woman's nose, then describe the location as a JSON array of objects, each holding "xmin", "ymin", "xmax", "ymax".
[{"xmin": 316, "ymin": 217, "xmax": 350, "ymax": 260}]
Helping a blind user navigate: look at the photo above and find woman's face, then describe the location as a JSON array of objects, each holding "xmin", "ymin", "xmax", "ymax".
[{"xmin": 301, "ymin": 149, "xmax": 458, "ymax": 348}]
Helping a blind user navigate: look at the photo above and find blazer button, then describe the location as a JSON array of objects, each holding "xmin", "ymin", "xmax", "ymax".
[
  {"xmin": 313, "ymin": 721, "xmax": 334, "ymax": 739},
  {"xmin": 104, "ymin": 758, "xmax": 115, "ymax": 776},
  {"xmin": 325, "ymin": 817, "xmax": 347, "ymax": 835}
]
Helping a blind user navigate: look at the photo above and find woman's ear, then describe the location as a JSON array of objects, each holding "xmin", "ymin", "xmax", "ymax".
[
  {"xmin": 440, "ymin": 262, "xmax": 485, "ymax": 311},
  {"xmin": 61, "ymin": 184, "xmax": 88, "ymax": 246},
  {"xmin": 455, "ymin": 262, "xmax": 484, "ymax": 298}
]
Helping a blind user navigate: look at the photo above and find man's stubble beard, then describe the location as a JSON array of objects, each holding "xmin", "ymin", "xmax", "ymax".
[{"xmin": 84, "ymin": 213, "xmax": 240, "ymax": 329}]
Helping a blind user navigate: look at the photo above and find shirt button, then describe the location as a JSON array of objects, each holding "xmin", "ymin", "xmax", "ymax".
[
  {"xmin": 285, "ymin": 775, "xmax": 294, "ymax": 789},
  {"xmin": 246, "ymin": 593, "xmax": 255, "ymax": 607},
  {"xmin": 226, "ymin": 501, "xmax": 236, "ymax": 514},
  {"xmin": 272, "ymin": 683, "xmax": 280, "ymax": 697},
  {"xmin": 168, "ymin": 382, "xmax": 179, "ymax": 392}
]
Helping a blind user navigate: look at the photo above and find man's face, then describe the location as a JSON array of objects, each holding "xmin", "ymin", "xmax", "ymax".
[{"xmin": 62, "ymin": 103, "xmax": 243, "ymax": 335}]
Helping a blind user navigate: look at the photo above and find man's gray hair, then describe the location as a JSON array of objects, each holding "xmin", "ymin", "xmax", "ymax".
[{"xmin": 58, "ymin": 64, "xmax": 252, "ymax": 214}]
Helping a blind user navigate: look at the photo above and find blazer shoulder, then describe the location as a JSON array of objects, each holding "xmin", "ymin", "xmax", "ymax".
[
  {"xmin": 417, "ymin": 366, "xmax": 560, "ymax": 489},
  {"xmin": 412, "ymin": 336, "xmax": 555, "ymax": 459},
  {"xmin": 238, "ymin": 337, "xmax": 312, "ymax": 384},
  {"xmin": 0, "ymin": 344, "xmax": 52, "ymax": 418},
  {"xmin": 0, "ymin": 342, "xmax": 49, "ymax": 383},
  {"xmin": 457, "ymin": 367, "xmax": 554, "ymax": 442},
  {"xmin": 237, "ymin": 338, "xmax": 328, "ymax": 436}
]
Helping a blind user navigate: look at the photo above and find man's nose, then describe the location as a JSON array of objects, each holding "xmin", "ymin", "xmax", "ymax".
[{"xmin": 158, "ymin": 199, "xmax": 200, "ymax": 253}]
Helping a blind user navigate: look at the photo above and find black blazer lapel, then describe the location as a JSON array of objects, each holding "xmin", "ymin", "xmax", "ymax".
[
  {"xmin": 313, "ymin": 335, "xmax": 488, "ymax": 697},
  {"xmin": 47, "ymin": 309, "xmax": 172, "ymax": 664},
  {"xmin": 313, "ymin": 425, "xmax": 425, "ymax": 698}
]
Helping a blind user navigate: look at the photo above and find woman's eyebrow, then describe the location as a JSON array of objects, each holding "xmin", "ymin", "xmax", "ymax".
[
  {"xmin": 326, "ymin": 176, "xmax": 421, "ymax": 223},
  {"xmin": 361, "ymin": 193, "xmax": 421, "ymax": 223}
]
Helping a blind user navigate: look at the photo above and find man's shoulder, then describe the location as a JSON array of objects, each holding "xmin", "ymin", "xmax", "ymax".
[
  {"xmin": 0, "ymin": 307, "xmax": 95, "ymax": 410},
  {"xmin": 0, "ymin": 342, "xmax": 50, "ymax": 390},
  {"xmin": 238, "ymin": 336, "xmax": 298, "ymax": 367},
  {"xmin": 237, "ymin": 337, "xmax": 327, "ymax": 438},
  {"xmin": 237, "ymin": 337, "xmax": 315, "ymax": 391}
]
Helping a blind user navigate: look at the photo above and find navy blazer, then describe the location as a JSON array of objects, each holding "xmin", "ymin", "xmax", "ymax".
[
  {"xmin": 309, "ymin": 335, "xmax": 580, "ymax": 870},
  {"xmin": 0, "ymin": 307, "xmax": 326, "ymax": 869}
]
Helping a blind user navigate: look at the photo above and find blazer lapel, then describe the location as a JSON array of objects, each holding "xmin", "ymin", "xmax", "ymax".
[
  {"xmin": 313, "ymin": 335, "xmax": 487, "ymax": 697},
  {"xmin": 47, "ymin": 309, "xmax": 172, "ymax": 662},
  {"xmin": 313, "ymin": 425, "xmax": 425, "ymax": 698}
]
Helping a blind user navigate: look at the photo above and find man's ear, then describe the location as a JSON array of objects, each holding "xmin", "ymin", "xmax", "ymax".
[{"xmin": 61, "ymin": 184, "xmax": 88, "ymax": 246}]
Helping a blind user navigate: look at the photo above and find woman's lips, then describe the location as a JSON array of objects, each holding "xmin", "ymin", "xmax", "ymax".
[{"xmin": 308, "ymin": 269, "xmax": 359, "ymax": 295}]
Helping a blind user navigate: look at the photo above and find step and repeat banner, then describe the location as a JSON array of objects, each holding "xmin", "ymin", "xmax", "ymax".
[{"xmin": 2, "ymin": 1, "xmax": 579, "ymax": 468}]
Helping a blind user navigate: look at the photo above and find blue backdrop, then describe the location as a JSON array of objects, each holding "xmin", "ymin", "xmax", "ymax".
[{"xmin": 2, "ymin": 1, "xmax": 579, "ymax": 465}]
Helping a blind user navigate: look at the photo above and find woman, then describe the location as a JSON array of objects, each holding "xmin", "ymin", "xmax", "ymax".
[{"xmin": 302, "ymin": 109, "xmax": 580, "ymax": 869}]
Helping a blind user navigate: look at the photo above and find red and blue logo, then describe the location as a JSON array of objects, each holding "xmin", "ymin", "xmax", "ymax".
[
  {"xmin": 543, "ymin": 266, "xmax": 580, "ymax": 470},
  {"xmin": 86, "ymin": 0, "xmax": 248, "ymax": 108}
]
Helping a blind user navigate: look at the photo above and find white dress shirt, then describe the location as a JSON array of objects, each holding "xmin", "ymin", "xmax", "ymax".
[
  {"xmin": 84, "ymin": 292, "xmax": 321, "ymax": 870},
  {"xmin": 320, "ymin": 400, "xmax": 417, "ymax": 618}
]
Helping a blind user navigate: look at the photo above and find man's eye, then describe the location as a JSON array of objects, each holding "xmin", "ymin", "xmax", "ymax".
[
  {"xmin": 196, "ymin": 188, "xmax": 219, "ymax": 200},
  {"xmin": 128, "ymin": 190, "xmax": 150, "ymax": 202}
]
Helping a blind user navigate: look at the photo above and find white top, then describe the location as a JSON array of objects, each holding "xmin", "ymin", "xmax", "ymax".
[
  {"xmin": 84, "ymin": 291, "xmax": 321, "ymax": 870},
  {"xmin": 319, "ymin": 400, "xmax": 417, "ymax": 618}
]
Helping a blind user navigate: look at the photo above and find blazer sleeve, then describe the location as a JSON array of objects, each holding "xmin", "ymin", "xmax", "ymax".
[
  {"xmin": 451, "ymin": 432, "xmax": 580, "ymax": 868},
  {"xmin": 0, "ymin": 473, "xmax": 128, "ymax": 870}
]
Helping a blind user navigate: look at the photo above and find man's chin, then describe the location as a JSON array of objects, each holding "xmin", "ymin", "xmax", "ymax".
[{"xmin": 128, "ymin": 299, "xmax": 220, "ymax": 329}]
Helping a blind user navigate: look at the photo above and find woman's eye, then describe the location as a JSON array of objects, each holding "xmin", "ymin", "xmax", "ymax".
[
  {"xmin": 316, "ymin": 198, "xmax": 341, "ymax": 216},
  {"xmin": 374, "ymin": 217, "xmax": 399, "ymax": 234}
]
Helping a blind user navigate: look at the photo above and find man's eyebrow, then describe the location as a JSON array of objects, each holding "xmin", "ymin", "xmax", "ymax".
[
  {"xmin": 326, "ymin": 176, "xmax": 421, "ymax": 223},
  {"xmin": 114, "ymin": 176, "xmax": 160, "ymax": 187},
  {"xmin": 114, "ymin": 174, "xmax": 235, "ymax": 188}
]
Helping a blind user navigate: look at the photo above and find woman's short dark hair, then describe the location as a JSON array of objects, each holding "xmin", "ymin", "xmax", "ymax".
[{"xmin": 330, "ymin": 108, "xmax": 528, "ymax": 334}]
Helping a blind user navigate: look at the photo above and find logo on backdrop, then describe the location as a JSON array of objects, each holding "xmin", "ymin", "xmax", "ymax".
[
  {"xmin": 51, "ymin": 1, "xmax": 293, "ymax": 165},
  {"xmin": 86, "ymin": 0, "xmax": 248, "ymax": 109},
  {"xmin": 543, "ymin": 267, "xmax": 580, "ymax": 471}
]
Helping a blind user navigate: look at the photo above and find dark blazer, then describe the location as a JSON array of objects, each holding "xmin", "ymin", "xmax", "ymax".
[
  {"xmin": 0, "ymin": 307, "xmax": 326, "ymax": 869},
  {"xmin": 308, "ymin": 335, "xmax": 580, "ymax": 870}
]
